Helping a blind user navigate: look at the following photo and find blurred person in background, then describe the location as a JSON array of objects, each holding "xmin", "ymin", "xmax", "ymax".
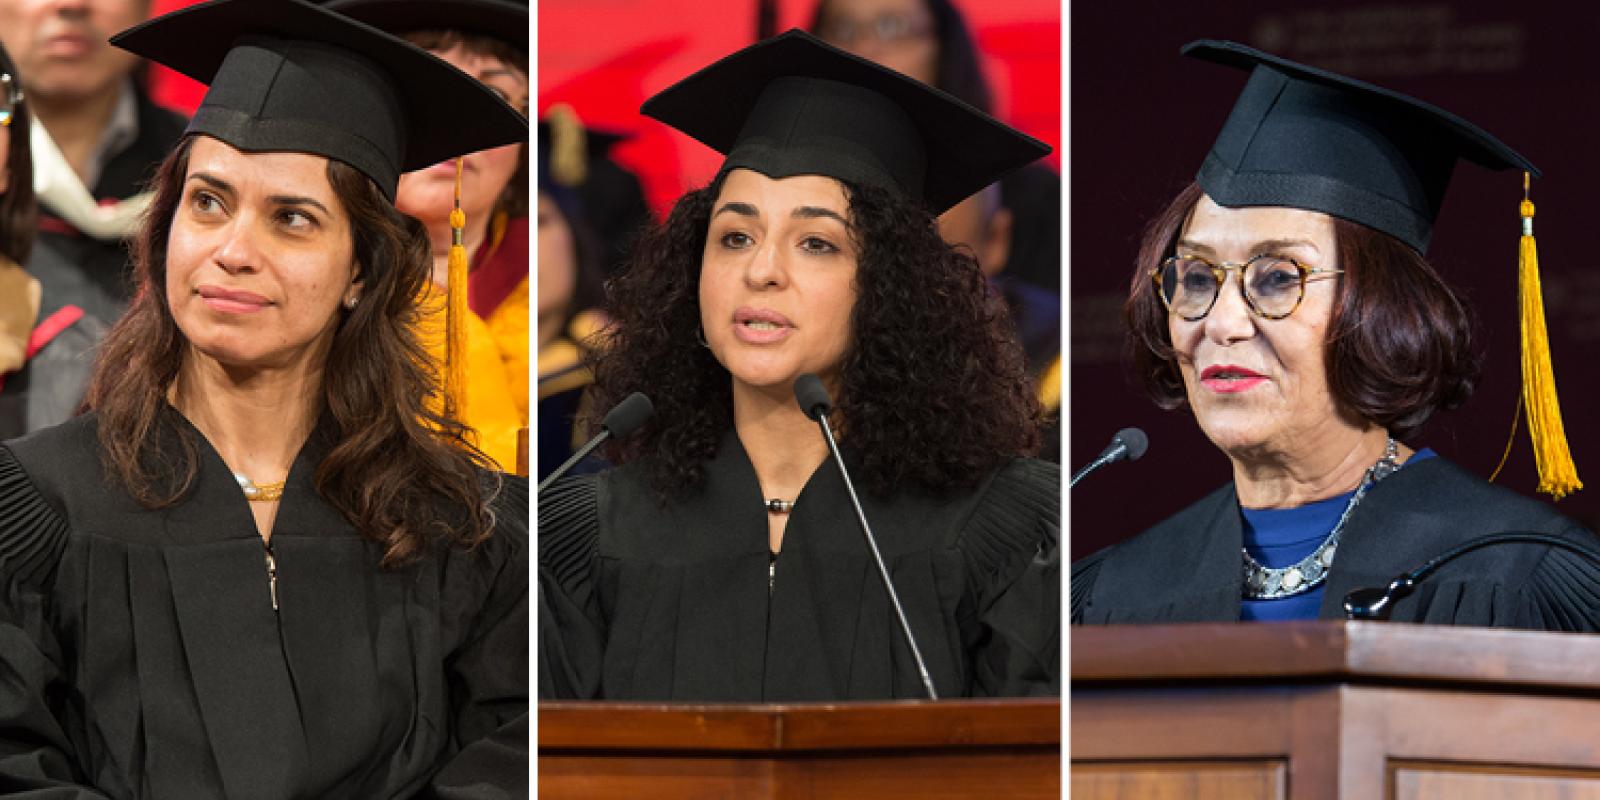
[
  {"xmin": 938, "ymin": 182, "xmax": 1059, "ymax": 460},
  {"xmin": 811, "ymin": 0, "xmax": 1061, "ymax": 297},
  {"xmin": 329, "ymin": 0, "xmax": 530, "ymax": 471},
  {"xmin": 0, "ymin": 0, "xmax": 185, "ymax": 433},
  {"xmin": 536, "ymin": 114, "xmax": 609, "ymax": 481},
  {"xmin": 0, "ymin": 36, "xmax": 60, "ymax": 439}
]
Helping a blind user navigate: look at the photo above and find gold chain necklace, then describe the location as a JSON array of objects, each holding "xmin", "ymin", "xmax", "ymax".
[{"xmin": 234, "ymin": 472, "xmax": 286, "ymax": 502}]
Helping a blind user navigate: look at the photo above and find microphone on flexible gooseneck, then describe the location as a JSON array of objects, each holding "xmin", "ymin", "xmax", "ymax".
[
  {"xmin": 794, "ymin": 374, "xmax": 939, "ymax": 700},
  {"xmin": 1070, "ymin": 428, "xmax": 1148, "ymax": 489},
  {"xmin": 1343, "ymin": 532, "xmax": 1600, "ymax": 620},
  {"xmin": 535, "ymin": 392, "xmax": 655, "ymax": 494}
]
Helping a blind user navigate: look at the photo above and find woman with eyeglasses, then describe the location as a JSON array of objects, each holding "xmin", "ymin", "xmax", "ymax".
[
  {"xmin": 1071, "ymin": 41, "xmax": 1600, "ymax": 630},
  {"xmin": 0, "ymin": 40, "xmax": 40, "ymax": 433},
  {"xmin": 0, "ymin": 41, "xmax": 101, "ymax": 440}
]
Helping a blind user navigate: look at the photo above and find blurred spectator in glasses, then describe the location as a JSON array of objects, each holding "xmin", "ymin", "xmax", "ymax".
[
  {"xmin": 0, "ymin": 0, "xmax": 184, "ymax": 435},
  {"xmin": 0, "ymin": 0, "xmax": 186, "ymax": 324},
  {"xmin": 811, "ymin": 0, "xmax": 1061, "ymax": 297},
  {"xmin": 0, "ymin": 25, "xmax": 116, "ymax": 439}
]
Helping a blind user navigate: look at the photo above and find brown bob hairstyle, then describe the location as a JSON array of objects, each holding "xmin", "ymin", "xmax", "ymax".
[
  {"xmin": 1125, "ymin": 182, "xmax": 1480, "ymax": 440},
  {"xmin": 84, "ymin": 135, "xmax": 498, "ymax": 567}
]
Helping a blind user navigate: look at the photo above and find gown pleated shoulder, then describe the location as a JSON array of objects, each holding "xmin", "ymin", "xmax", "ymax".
[
  {"xmin": 1071, "ymin": 455, "xmax": 1600, "ymax": 630},
  {"xmin": 538, "ymin": 431, "xmax": 1060, "ymax": 701},
  {"xmin": 0, "ymin": 411, "xmax": 528, "ymax": 799}
]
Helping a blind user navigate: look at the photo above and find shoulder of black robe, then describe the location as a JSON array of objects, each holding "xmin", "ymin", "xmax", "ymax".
[
  {"xmin": 426, "ymin": 470, "xmax": 529, "ymax": 798},
  {"xmin": 1, "ymin": 413, "xmax": 531, "ymax": 797},
  {"xmin": 0, "ymin": 421, "xmax": 109, "ymax": 793},
  {"xmin": 536, "ymin": 472, "xmax": 603, "ymax": 700},
  {"xmin": 537, "ymin": 437, "xmax": 1059, "ymax": 701},
  {"xmin": 1072, "ymin": 455, "xmax": 1600, "ymax": 631},
  {"xmin": 956, "ymin": 457, "xmax": 1061, "ymax": 696}
]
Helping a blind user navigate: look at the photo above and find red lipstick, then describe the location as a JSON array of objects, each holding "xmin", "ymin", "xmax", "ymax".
[{"xmin": 1200, "ymin": 364, "xmax": 1266, "ymax": 393}]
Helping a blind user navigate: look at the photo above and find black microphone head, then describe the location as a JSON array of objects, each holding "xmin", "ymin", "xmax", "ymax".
[
  {"xmin": 1342, "ymin": 576, "xmax": 1416, "ymax": 621},
  {"xmin": 1115, "ymin": 428, "xmax": 1148, "ymax": 462},
  {"xmin": 602, "ymin": 392, "xmax": 655, "ymax": 438},
  {"xmin": 1342, "ymin": 587, "xmax": 1395, "ymax": 620},
  {"xmin": 793, "ymin": 374, "xmax": 833, "ymax": 421}
]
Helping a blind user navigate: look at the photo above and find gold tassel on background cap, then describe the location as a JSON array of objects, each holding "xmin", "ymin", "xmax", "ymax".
[
  {"xmin": 1500, "ymin": 172, "xmax": 1581, "ymax": 499},
  {"xmin": 546, "ymin": 103, "xmax": 588, "ymax": 187},
  {"xmin": 446, "ymin": 157, "xmax": 470, "ymax": 420}
]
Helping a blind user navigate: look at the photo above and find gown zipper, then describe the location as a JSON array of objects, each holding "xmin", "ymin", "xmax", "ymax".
[{"xmin": 264, "ymin": 542, "xmax": 279, "ymax": 612}]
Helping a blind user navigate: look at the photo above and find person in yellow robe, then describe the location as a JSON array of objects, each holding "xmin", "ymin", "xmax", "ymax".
[{"xmin": 328, "ymin": 0, "xmax": 530, "ymax": 470}]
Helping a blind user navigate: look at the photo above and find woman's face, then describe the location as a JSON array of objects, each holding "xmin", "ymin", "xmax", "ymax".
[
  {"xmin": 817, "ymin": 0, "xmax": 938, "ymax": 86},
  {"xmin": 699, "ymin": 168, "xmax": 859, "ymax": 392},
  {"xmin": 394, "ymin": 43, "xmax": 528, "ymax": 228},
  {"xmin": 537, "ymin": 192, "xmax": 577, "ymax": 322},
  {"xmin": 167, "ymin": 135, "xmax": 358, "ymax": 371},
  {"xmin": 1168, "ymin": 195, "xmax": 1349, "ymax": 459}
]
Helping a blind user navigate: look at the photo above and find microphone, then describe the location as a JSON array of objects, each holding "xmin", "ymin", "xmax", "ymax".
[
  {"xmin": 1343, "ymin": 532, "xmax": 1600, "ymax": 620},
  {"xmin": 1070, "ymin": 427, "xmax": 1148, "ymax": 488},
  {"xmin": 535, "ymin": 391, "xmax": 654, "ymax": 493},
  {"xmin": 793, "ymin": 374, "xmax": 939, "ymax": 700}
]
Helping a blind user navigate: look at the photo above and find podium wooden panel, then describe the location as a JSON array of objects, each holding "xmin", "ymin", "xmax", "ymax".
[
  {"xmin": 538, "ymin": 698, "xmax": 1060, "ymax": 799},
  {"xmin": 1072, "ymin": 621, "xmax": 1600, "ymax": 800}
]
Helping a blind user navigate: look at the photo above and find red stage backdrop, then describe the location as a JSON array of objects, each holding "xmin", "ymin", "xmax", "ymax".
[
  {"xmin": 538, "ymin": 0, "xmax": 1061, "ymax": 221},
  {"xmin": 1072, "ymin": 1, "xmax": 1600, "ymax": 559},
  {"xmin": 147, "ymin": 0, "xmax": 207, "ymax": 113}
]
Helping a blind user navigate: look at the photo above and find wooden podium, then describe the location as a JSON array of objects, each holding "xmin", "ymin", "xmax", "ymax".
[
  {"xmin": 538, "ymin": 698, "xmax": 1060, "ymax": 799},
  {"xmin": 1073, "ymin": 621, "xmax": 1600, "ymax": 799}
]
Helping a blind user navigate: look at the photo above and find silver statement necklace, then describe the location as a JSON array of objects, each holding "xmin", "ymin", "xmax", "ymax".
[{"xmin": 1241, "ymin": 437, "xmax": 1400, "ymax": 600}]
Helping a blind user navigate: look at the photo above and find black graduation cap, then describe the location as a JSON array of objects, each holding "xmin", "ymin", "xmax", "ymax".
[
  {"xmin": 1185, "ymin": 39, "xmax": 1536, "ymax": 254},
  {"xmin": 110, "ymin": 0, "xmax": 527, "ymax": 202},
  {"xmin": 640, "ymin": 28, "xmax": 1049, "ymax": 215},
  {"xmin": 322, "ymin": 0, "xmax": 527, "ymax": 54},
  {"xmin": 538, "ymin": 113, "xmax": 627, "ymax": 191}
]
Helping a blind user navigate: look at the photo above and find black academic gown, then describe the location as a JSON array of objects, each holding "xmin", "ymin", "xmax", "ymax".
[
  {"xmin": 1071, "ymin": 456, "xmax": 1600, "ymax": 630},
  {"xmin": 0, "ymin": 412, "xmax": 528, "ymax": 799},
  {"xmin": 538, "ymin": 431, "xmax": 1060, "ymax": 701}
]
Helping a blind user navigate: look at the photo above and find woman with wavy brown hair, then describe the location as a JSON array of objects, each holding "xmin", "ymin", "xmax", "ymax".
[
  {"xmin": 539, "ymin": 30, "xmax": 1059, "ymax": 702},
  {"xmin": 0, "ymin": 1, "xmax": 527, "ymax": 795}
]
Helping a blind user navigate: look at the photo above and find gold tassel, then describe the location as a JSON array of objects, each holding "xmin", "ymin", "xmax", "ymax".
[
  {"xmin": 446, "ymin": 157, "xmax": 470, "ymax": 421},
  {"xmin": 546, "ymin": 103, "xmax": 588, "ymax": 187},
  {"xmin": 1516, "ymin": 172, "xmax": 1580, "ymax": 499}
]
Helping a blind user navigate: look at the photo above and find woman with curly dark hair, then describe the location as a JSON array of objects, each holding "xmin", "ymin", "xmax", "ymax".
[
  {"xmin": 1071, "ymin": 41, "xmax": 1600, "ymax": 630},
  {"xmin": 539, "ymin": 30, "xmax": 1059, "ymax": 701},
  {"xmin": 0, "ymin": 1, "xmax": 529, "ymax": 795}
]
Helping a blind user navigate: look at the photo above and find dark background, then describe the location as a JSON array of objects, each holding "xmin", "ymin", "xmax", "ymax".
[{"xmin": 1070, "ymin": 1, "xmax": 1600, "ymax": 559}]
